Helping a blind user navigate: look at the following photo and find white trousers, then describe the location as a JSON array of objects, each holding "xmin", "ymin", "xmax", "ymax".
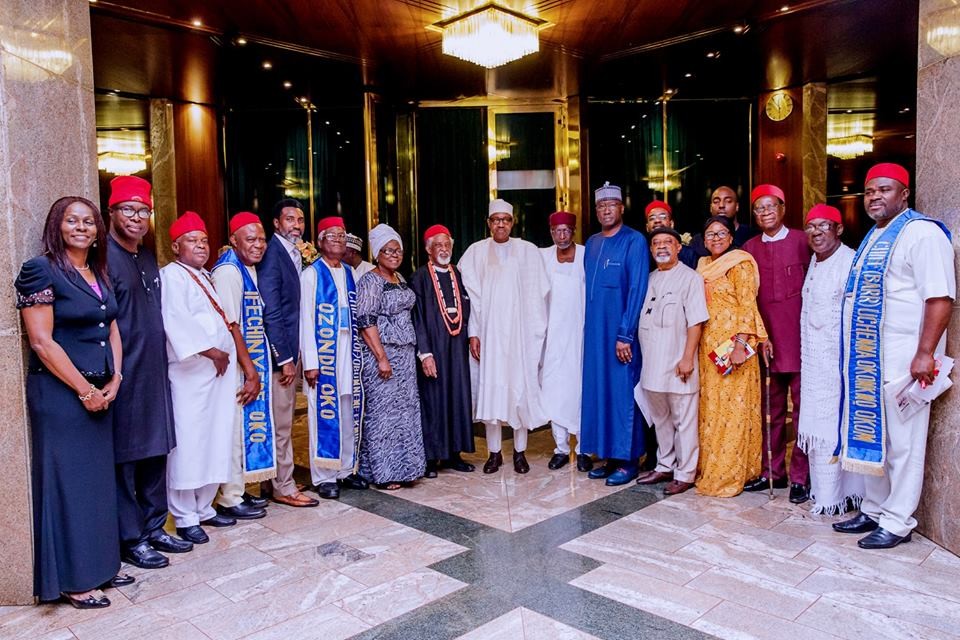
[
  {"xmin": 646, "ymin": 390, "xmax": 699, "ymax": 483},
  {"xmin": 860, "ymin": 391, "xmax": 930, "ymax": 537},
  {"xmin": 217, "ymin": 410, "xmax": 245, "ymax": 508},
  {"xmin": 551, "ymin": 422, "xmax": 581, "ymax": 455},
  {"xmin": 168, "ymin": 484, "xmax": 219, "ymax": 528},
  {"xmin": 484, "ymin": 421, "xmax": 528, "ymax": 453},
  {"xmin": 309, "ymin": 394, "xmax": 356, "ymax": 485}
]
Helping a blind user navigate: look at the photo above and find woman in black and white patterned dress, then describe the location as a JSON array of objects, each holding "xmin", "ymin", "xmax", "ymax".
[{"xmin": 356, "ymin": 224, "xmax": 426, "ymax": 489}]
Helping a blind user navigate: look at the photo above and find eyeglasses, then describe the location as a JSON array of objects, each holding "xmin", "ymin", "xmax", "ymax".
[
  {"xmin": 115, "ymin": 206, "xmax": 152, "ymax": 219},
  {"xmin": 647, "ymin": 213, "xmax": 670, "ymax": 222},
  {"xmin": 804, "ymin": 221, "xmax": 836, "ymax": 234},
  {"xmin": 323, "ymin": 232, "xmax": 347, "ymax": 241},
  {"xmin": 704, "ymin": 230, "xmax": 731, "ymax": 240},
  {"xmin": 380, "ymin": 247, "xmax": 403, "ymax": 257},
  {"xmin": 753, "ymin": 204, "xmax": 781, "ymax": 215},
  {"xmin": 489, "ymin": 216, "xmax": 512, "ymax": 225}
]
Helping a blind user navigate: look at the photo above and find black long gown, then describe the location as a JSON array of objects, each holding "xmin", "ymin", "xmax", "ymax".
[
  {"xmin": 16, "ymin": 257, "xmax": 120, "ymax": 601},
  {"xmin": 410, "ymin": 264, "xmax": 475, "ymax": 461}
]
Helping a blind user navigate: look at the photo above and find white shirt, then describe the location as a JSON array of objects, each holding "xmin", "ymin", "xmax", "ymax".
[
  {"xmin": 760, "ymin": 225, "xmax": 790, "ymax": 243},
  {"xmin": 275, "ymin": 233, "xmax": 302, "ymax": 273}
]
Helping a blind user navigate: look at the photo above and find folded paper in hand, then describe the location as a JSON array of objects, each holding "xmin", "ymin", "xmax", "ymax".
[
  {"xmin": 708, "ymin": 336, "xmax": 756, "ymax": 376},
  {"xmin": 885, "ymin": 354, "xmax": 954, "ymax": 420}
]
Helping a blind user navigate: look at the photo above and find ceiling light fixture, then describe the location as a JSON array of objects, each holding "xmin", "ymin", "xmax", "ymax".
[
  {"xmin": 191, "ymin": 18, "xmax": 202, "ymax": 27},
  {"xmin": 283, "ymin": 81, "xmax": 292, "ymax": 88},
  {"xmin": 428, "ymin": 2, "xmax": 551, "ymax": 68},
  {"xmin": 236, "ymin": 37, "xmax": 247, "ymax": 45},
  {"xmin": 262, "ymin": 61, "xmax": 272, "ymax": 69}
]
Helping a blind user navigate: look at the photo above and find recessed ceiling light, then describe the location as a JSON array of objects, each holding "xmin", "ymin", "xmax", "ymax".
[
  {"xmin": 684, "ymin": 72, "xmax": 693, "ymax": 78},
  {"xmin": 706, "ymin": 51, "xmax": 720, "ymax": 58},
  {"xmin": 283, "ymin": 81, "xmax": 292, "ymax": 89},
  {"xmin": 621, "ymin": 134, "xmax": 626, "ymax": 139},
  {"xmin": 630, "ymin": 124, "xmax": 636, "ymax": 129},
  {"xmin": 262, "ymin": 61, "xmax": 273, "ymax": 69},
  {"xmin": 236, "ymin": 37, "xmax": 247, "ymax": 45},
  {"xmin": 665, "ymin": 88, "xmax": 675, "ymax": 94},
  {"xmin": 324, "ymin": 121, "xmax": 330, "ymax": 125},
  {"xmin": 191, "ymin": 18, "xmax": 202, "ymax": 27},
  {"xmin": 733, "ymin": 25, "xmax": 744, "ymax": 33},
  {"xmin": 780, "ymin": 5, "xmax": 789, "ymax": 12}
]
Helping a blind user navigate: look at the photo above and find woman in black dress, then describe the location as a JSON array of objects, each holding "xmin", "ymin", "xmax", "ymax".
[{"xmin": 16, "ymin": 197, "xmax": 130, "ymax": 608}]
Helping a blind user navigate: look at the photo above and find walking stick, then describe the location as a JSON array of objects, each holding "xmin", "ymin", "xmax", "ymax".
[{"xmin": 762, "ymin": 344, "xmax": 775, "ymax": 501}]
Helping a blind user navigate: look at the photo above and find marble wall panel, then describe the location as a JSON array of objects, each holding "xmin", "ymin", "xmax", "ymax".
[
  {"xmin": 915, "ymin": 0, "xmax": 960, "ymax": 557},
  {"xmin": 801, "ymin": 82, "xmax": 827, "ymax": 214},
  {"xmin": 150, "ymin": 99, "xmax": 177, "ymax": 266},
  {"xmin": 0, "ymin": 0, "xmax": 98, "ymax": 603}
]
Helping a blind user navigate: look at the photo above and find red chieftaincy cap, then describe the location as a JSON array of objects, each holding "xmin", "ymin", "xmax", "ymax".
[
  {"xmin": 805, "ymin": 204, "xmax": 842, "ymax": 225},
  {"xmin": 317, "ymin": 216, "xmax": 345, "ymax": 234},
  {"xmin": 548, "ymin": 211, "xmax": 577, "ymax": 227},
  {"xmin": 644, "ymin": 200, "xmax": 672, "ymax": 217},
  {"xmin": 750, "ymin": 184, "xmax": 785, "ymax": 204},
  {"xmin": 108, "ymin": 175, "xmax": 153, "ymax": 209},
  {"xmin": 229, "ymin": 212, "xmax": 261, "ymax": 234},
  {"xmin": 865, "ymin": 162, "xmax": 910, "ymax": 188},
  {"xmin": 169, "ymin": 211, "xmax": 207, "ymax": 241},
  {"xmin": 423, "ymin": 224, "xmax": 451, "ymax": 242}
]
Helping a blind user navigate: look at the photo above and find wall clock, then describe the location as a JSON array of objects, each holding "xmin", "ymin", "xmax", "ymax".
[{"xmin": 765, "ymin": 92, "xmax": 794, "ymax": 121}]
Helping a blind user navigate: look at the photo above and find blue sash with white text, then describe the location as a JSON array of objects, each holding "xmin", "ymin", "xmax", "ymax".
[
  {"xmin": 838, "ymin": 209, "xmax": 950, "ymax": 475},
  {"xmin": 312, "ymin": 260, "xmax": 364, "ymax": 469},
  {"xmin": 212, "ymin": 249, "xmax": 276, "ymax": 481}
]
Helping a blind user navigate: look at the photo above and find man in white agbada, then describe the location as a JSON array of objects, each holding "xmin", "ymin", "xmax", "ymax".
[
  {"xmin": 539, "ymin": 210, "xmax": 588, "ymax": 472},
  {"xmin": 832, "ymin": 163, "xmax": 954, "ymax": 550},
  {"xmin": 211, "ymin": 213, "xmax": 272, "ymax": 521},
  {"xmin": 459, "ymin": 198, "xmax": 549, "ymax": 475},
  {"xmin": 344, "ymin": 233, "xmax": 375, "ymax": 279},
  {"xmin": 635, "ymin": 227, "xmax": 708, "ymax": 496},
  {"xmin": 160, "ymin": 212, "xmax": 240, "ymax": 544},
  {"xmin": 798, "ymin": 204, "xmax": 864, "ymax": 515},
  {"xmin": 300, "ymin": 216, "xmax": 369, "ymax": 500}
]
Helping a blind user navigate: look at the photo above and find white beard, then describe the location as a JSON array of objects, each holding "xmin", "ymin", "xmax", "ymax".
[
  {"xmin": 434, "ymin": 254, "xmax": 452, "ymax": 266},
  {"xmin": 654, "ymin": 255, "xmax": 672, "ymax": 264}
]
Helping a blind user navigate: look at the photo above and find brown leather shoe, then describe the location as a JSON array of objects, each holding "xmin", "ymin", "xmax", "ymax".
[
  {"xmin": 663, "ymin": 480, "xmax": 694, "ymax": 495},
  {"xmin": 636, "ymin": 471, "xmax": 673, "ymax": 485},
  {"xmin": 272, "ymin": 492, "xmax": 319, "ymax": 508},
  {"xmin": 483, "ymin": 451, "xmax": 503, "ymax": 474},
  {"xmin": 513, "ymin": 451, "xmax": 530, "ymax": 474}
]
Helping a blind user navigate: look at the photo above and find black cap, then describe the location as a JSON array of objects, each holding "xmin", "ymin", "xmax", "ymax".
[{"xmin": 648, "ymin": 226, "xmax": 682, "ymax": 243}]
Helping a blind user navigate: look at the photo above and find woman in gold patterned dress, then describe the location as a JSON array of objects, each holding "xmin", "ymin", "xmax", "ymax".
[{"xmin": 695, "ymin": 216, "xmax": 767, "ymax": 497}]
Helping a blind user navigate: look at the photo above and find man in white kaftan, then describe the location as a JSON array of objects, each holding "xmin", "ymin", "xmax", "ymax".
[
  {"xmin": 160, "ymin": 212, "xmax": 237, "ymax": 542},
  {"xmin": 539, "ymin": 211, "xmax": 587, "ymax": 472},
  {"xmin": 459, "ymin": 199, "xmax": 549, "ymax": 475},
  {"xmin": 832, "ymin": 164, "xmax": 955, "ymax": 550},
  {"xmin": 300, "ymin": 217, "xmax": 368, "ymax": 500},
  {"xmin": 798, "ymin": 205, "xmax": 863, "ymax": 515}
]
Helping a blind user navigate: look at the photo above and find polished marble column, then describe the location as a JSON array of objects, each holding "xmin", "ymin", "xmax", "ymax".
[
  {"xmin": 801, "ymin": 82, "xmax": 827, "ymax": 214},
  {"xmin": 149, "ymin": 98, "xmax": 177, "ymax": 266},
  {"xmin": 915, "ymin": 0, "xmax": 960, "ymax": 556},
  {"xmin": 0, "ymin": 0, "xmax": 98, "ymax": 603}
]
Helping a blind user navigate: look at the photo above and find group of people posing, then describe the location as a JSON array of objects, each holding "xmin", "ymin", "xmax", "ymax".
[{"xmin": 17, "ymin": 161, "xmax": 953, "ymax": 610}]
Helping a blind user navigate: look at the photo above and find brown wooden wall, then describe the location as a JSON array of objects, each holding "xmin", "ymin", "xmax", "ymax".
[{"xmin": 755, "ymin": 88, "xmax": 804, "ymax": 230}]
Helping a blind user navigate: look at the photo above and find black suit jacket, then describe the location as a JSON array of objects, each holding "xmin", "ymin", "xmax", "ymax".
[{"xmin": 257, "ymin": 236, "xmax": 301, "ymax": 370}]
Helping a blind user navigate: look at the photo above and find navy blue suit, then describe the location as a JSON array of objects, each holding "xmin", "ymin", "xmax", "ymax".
[{"xmin": 258, "ymin": 235, "xmax": 301, "ymax": 370}]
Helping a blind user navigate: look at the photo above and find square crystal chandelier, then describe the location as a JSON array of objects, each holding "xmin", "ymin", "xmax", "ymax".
[{"xmin": 429, "ymin": 3, "xmax": 550, "ymax": 68}]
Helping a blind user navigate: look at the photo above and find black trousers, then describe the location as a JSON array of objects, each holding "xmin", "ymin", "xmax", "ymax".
[{"xmin": 116, "ymin": 455, "xmax": 168, "ymax": 548}]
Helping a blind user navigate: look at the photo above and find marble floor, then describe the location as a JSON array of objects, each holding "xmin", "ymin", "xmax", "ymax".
[{"xmin": 3, "ymin": 428, "xmax": 960, "ymax": 640}]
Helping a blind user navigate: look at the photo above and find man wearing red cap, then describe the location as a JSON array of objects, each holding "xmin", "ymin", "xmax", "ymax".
[
  {"xmin": 797, "ymin": 204, "xmax": 864, "ymax": 515},
  {"xmin": 106, "ymin": 176, "xmax": 190, "ymax": 567},
  {"xmin": 300, "ymin": 217, "xmax": 367, "ymax": 499},
  {"xmin": 539, "ymin": 211, "xmax": 589, "ymax": 471},
  {"xmin": 211, "ymin": 213, "xmax": 272, "ymax": 521},
  {"xmin": 160, "ymin": 212, "xmax": 240, "ymax": 543},
  {"xmin": 644, "ymin": 200, "xmax": 698, "ymax": 269},
  {"xmin": 832, "ymin": 163, "xmax": 954, "ymax": 549},
  {"xmin": 410, "ymin": 225, "xmax": 476, "ymax": 476},
  {"xmin": 742, "ymin": 184, "xmax": 812, "ymax": 503},
  {"xmin": 459, "ymin": 199, "xmax": 550, "ymax": 474}
]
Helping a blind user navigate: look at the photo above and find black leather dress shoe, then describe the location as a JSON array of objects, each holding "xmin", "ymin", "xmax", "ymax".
[
  {"xmin": 789, "ymin": 483, "xmax": 810, "ymax": 504},
  {"xmin": 513, "ymin": 451, "xmax": 530, "ymax": 474},
  {"xmin": 148, "ymin": 531, "xmax": 194, "ymax": 554},
  {"xmin": 315, "ymin": 482, "xmax": 340, "ymax": 499},
  {"xmin": 483, "ymin": 452, "xmax": 503, "ymax": 474},
  {"xmin": 200, "ymin": 513, "xmax": 237, "ymax": 528},
  {"xmin": 832, "ymin": 512, "xmax": 879, "ymax": 534},
  {"xmin": 104, "ymin": 573, "xmax": 135, "ymax": 588},
  {"xmin": 176, "ymin": 525, "xmax": 209, "ymax": 544},
  {"xmin": 424, "ymin": 461, "xmax": 439, "ymax": 478},
  {"xmin": 338, "ymin": 473, "xmax": 370, "ymax": 490},
  {"xmin": 743, "ymin": 476, "xmax": 788, "ymax": 492},
  {"xmin": 448, "ymin": 456, "xmax": 475, "ymax": 472},
  {"xmin": 218, "ymin": 503, "xmax": 267, "ymax": 520},
  {"xmin": 858, "ymin": 527, "xmax": 912, "ymax": 549},
  {"xmin": 587, "ymin": 461, "xmax": 617, "ymax": 480},
  {"xmin": 242, "ymin": 492, "xmax": 268, "ymax": 508},
  {"xmin": 576, "ymin": 454, "xmax": 594, "ymax": 473},
  {"xmin": 122, "ymin": 541, "xmax": 169, "ymax": 569},
  {"xmin": 548, "ymin": 453, "xmax": 569, "ymax": 470}
]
